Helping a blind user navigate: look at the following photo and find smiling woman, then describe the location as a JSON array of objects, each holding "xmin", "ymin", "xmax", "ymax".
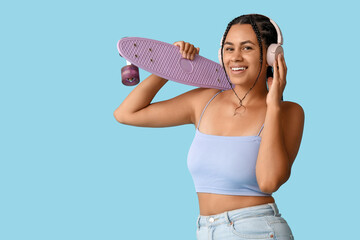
[
  {"xmin": 223, "ymin": 25, "xmax": 264, "ymax": 88},
  {"xmin": 114, "ymin": 13, "xmax": 304, "ymax": 240},
  {"xmin": 224, "ymin": 39, "xmax": 254, "ymax": 73}
]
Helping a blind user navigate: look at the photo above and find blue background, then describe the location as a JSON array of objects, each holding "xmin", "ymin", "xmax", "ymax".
[{"xmin": 1, "ymin": 0, "xmax": 359, "ymax": 239}]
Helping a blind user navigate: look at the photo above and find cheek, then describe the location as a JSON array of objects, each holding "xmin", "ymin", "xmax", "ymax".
[
  {"xmin": 222, "ymin": 54, "xmax": 231, "ymax": 65},
  {"xmin": 249, "ymin": 58, "xmax": 261, "ymax": 69},
  {"xmin": 222, "ymin": 51, "xmax": 229, "ymax": 60}
]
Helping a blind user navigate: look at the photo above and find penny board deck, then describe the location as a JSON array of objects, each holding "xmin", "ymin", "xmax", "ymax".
[{"xmin": 117, "ymin": 37, "xmax": 231, "ymax": 90}]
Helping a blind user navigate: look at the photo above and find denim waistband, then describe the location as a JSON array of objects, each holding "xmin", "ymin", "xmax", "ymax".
[{"xmin": 196, "ymin": 203, "xmax": 280, "ymax": 229}]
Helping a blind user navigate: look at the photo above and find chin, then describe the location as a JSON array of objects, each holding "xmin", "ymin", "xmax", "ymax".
[{"xmin": 229, "ymin": 77, "xmax": 251, "ymax": 86}]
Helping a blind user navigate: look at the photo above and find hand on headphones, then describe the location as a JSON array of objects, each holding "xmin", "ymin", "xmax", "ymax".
[
  {"xmin": 266, "ymin": 53, "xmax": 287, "ymax": 107},
  {"xmin": 173, "ymin": 41, "xmax": 200, "ymax": 60}
]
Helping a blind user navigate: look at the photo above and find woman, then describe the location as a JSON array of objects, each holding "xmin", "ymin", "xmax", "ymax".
[{"xmin": 114, "ymin": 14, "xmax": 304, "ymax": 240}]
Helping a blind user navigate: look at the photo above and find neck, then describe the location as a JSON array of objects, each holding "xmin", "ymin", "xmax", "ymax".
[{"xmin": 230, "ymin": 79, "xmax": 268, "ymax": 107}]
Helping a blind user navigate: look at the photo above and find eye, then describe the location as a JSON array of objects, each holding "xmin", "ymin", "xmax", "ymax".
[
  {"xmin": 225, "ymin": 47, "xmax": 234, "ymax": 52},
  {"xmin": 242, "ymin": 46, "xmax": 253, "ymax": 51}
]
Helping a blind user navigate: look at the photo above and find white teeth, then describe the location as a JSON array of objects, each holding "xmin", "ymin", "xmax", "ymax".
[{"xmin": 231, "ymin": 67, "xmax": 247, "ymax": 71}]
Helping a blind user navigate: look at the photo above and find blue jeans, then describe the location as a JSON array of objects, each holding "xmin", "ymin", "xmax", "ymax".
[{"xmin": 196, "ymin": 203, "xmax": 294, "ymax": 240}]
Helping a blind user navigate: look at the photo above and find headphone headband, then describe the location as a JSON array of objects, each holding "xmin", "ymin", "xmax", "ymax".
[
  {"xmin": 269, "ymin": 18, "xmax": 283, "ymax": 45},
  {"xmin": 220, "ymin": 15, "xmax": 283, "ymax": 46}
]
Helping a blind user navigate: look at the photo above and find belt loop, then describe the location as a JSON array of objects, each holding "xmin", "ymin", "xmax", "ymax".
[
  {"xmin": 196, "ymin": 215, "xmax": 201, "ymax": 230},
  {"xmin": 224, "ymin": 211, "xmax": 232, "ymax": 226},
  {"xmin": 268, "ymin": 203, "xmax": 281, "ymax": 217}
]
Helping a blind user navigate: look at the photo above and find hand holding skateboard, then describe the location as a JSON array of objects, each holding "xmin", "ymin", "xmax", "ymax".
[{"xmin": 173, "ymin": 41, "xmax": 200, "ymax": 60}]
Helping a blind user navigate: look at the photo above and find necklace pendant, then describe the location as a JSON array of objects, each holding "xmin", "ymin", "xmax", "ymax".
[{"xmin": 234, "ymin": 105, "xmax": 246, "ymax": 116}]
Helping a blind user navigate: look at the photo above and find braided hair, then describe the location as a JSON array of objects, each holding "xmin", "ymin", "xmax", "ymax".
[{"xmin": 220, "ymin": 14, "xmax": 278, "ymax": 114}]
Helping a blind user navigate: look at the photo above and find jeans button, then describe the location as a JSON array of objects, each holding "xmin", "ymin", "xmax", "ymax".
[{"xmin": 208, "ymin": 217, "xmax": 215, "ymax": 223}]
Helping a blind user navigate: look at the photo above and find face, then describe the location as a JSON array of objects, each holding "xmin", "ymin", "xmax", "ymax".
[{"xmin": 222, "ymin": 24, "xmax": 267, "ymax": 86}]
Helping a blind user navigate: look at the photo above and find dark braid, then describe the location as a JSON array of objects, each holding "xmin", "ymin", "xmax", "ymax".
[
  {"xmin": 220, "ymin": 14, "xmax": 277, "ymax": 115},
  {"xmin": 220, "ymin": 17, "xmax": 243, "ymax": 111},
  {"xmin": 249, "ymin": 16, "xmax": 263, "ymax": 68}
]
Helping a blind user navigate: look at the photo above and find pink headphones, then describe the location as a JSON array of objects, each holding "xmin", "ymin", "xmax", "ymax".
[{"xmin": 218, "ymin": 17, "xmax": 283, "ymax": 67}]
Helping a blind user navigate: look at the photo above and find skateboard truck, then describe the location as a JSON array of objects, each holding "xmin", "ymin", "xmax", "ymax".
[{"xmin": 121, "ymin": 59, "xmax": 140, "ymax": 86}]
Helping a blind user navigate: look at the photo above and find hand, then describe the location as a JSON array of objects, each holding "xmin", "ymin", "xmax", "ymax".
[
  {"xmin": 173, "ymin": 41, "xmax": 200, "ymax": 60},
  {"xmin": 266, "ymin": 54, "xmax": 287, "ymax": 107}
]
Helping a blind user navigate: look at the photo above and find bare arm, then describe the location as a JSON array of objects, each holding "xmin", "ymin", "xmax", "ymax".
[
  {"xmin": 256, "ymin": 103, "xmax": 305, "ymax": 193},
  {"xmin": 114, "ymin": 74, "xmax": 195, "ymax": 127},
  {"xmin": 256, "ymin": 54, "xmax": 305, "ymax": 193}
]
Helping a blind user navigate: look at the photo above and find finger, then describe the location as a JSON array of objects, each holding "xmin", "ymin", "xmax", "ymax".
[
  {"xmin": 173, "ymin": 41, "xmax": 185, "ymax": 53},
  {"xmin": 173, "ymin": 41, "xmax": 182, "ymax": 49},
  {"xmin": 181, "ymin": 43, "xmax": 191, "ymax": 58},
  {"xmin": 279, "ymin": 54, "xmax": 287, "ymax": 86},
  {"xmin": 277, "ymin": 54, "xmax": 285, "ymax": 81},
  {"xmin": 190, "ymin": 50, "xmax": 195, "ymax": 60},
  {"xmin": 183, "ymin": 42, "xmax": 190, "ymax": 53},
  {"xmin": 183, "ymin": 42, "xmax": 189, "ymax": 50},
  {"xmin": 273, "ymin": 57, "xmax": 279, "ymax": 85},
  {"xmin": 190, "ymin": 46, "xmax": 198, "ymax": 60},
  {"xmin": 281, "ymin": 54, "xmax": 287, "ymax": 76},
  {"xmin": 280, "ymin": 54, "xmax": 287, "ymax": 86},
  {"xmin": 196, "ymin": 47, "xmax": 200, "ymax": 54},
  {"xmin": 187, "ymin": 44, "xmax": 194, "ymax": 59}
]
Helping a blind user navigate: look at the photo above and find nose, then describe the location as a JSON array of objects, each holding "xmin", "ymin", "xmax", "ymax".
[{"xmin": 230, "ymin": 49, "xmax": 244, "ymax": 62}]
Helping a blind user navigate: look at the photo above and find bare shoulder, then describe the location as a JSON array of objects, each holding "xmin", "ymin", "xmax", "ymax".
[
  {"xmin": 183, "ymin": 87, "xmax": 222, "ymax": 124},
  {"xmin": 281, "ymin": 101, "xmax": 305, "ymax": 122},
  {"xmin": 280, "ymin": 101, "xmax": 305, "ymax": 164},
  {"xmin": 187, "ymin": 87, "xmax": 221, "ymax": 103},
  {"xmin": 181, "ymin": 87, "xmax": 222, "ymax": 109},
  {"xmin": 190, "ymin": 87, "xmax": 222, "ymax": 108},
  {"xmin": 185, "ymin": 87, "xmax": 221, "ymax": 97}
]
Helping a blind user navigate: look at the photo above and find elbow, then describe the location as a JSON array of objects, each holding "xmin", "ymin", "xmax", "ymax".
[
  {"xmin": 258, "ymin": 172, "xmax": 291, "ymax": 194},
  {"xmin": 258, "ymin": 181, "xmax": 280, "ymax": 194},
  {"xmin": 113, "ymin": 108, "xmax": 128, "ymax": 124}
]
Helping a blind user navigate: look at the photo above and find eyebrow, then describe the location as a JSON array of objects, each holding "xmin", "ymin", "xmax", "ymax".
[{"xmin": 224, "ymin": 40, "xmax": 256, "ymax": 46}]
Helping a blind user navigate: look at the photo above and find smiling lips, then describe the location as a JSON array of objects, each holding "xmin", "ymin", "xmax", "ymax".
[{"xmin": 230, "ymin": 66, "xmax": 248, "ymax": 74}]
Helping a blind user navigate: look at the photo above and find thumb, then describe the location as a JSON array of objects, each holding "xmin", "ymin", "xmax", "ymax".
[{"xmin": 196, "ymin": 47, "xmax": 200, "ymax": 54}]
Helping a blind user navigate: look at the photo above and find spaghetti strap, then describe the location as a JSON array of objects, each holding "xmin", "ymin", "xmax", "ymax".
[
  {"xmin": 257, "ymin": 123, "xmax": 264, "ymax": 136},
  {"xmin": 197, "ymin": 90, "xmax": 223, "ymax": 130}
]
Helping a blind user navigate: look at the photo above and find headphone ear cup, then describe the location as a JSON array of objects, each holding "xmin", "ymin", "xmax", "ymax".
[
  {"xmin": 218, "ymin": 48, "xmax": 223, "ymax": 66},
  {"xmin": 267, "ymin": 44, "xmax": 284, "ymax": 66}
]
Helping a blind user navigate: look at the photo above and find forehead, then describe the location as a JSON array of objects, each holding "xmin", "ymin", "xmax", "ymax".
[{"xmin": 225, "ymin": 24, "xmax": 257, "ymax": 43}]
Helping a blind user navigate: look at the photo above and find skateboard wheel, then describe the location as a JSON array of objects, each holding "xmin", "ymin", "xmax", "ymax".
[{"xmin": 121, "ymin": 64, "xmax": 140, "ymax": 86}]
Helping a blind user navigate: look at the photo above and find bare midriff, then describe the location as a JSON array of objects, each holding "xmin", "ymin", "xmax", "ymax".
[{"xmin": 197, "ymin": 193, "xmax": 275, "ymax": 216}]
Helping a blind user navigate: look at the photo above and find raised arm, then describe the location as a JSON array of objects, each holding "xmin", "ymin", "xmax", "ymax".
[
  {"xmin": 256, "ymin": 54, "xmax": 305, "ymax": 194},
  {"xmin": 113, "ymin": 41, "xmax": 201, "ymax": 128}
]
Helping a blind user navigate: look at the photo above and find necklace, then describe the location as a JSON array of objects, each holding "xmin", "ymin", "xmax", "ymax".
[{"xmin": 230, "ymin": 75, "xmax": 260, "ymax": 116}]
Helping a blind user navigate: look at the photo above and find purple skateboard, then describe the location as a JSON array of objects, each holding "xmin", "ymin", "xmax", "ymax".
[{"xmin": 117, "ymin": 37, "xmax": 231, "ymax": 90}]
